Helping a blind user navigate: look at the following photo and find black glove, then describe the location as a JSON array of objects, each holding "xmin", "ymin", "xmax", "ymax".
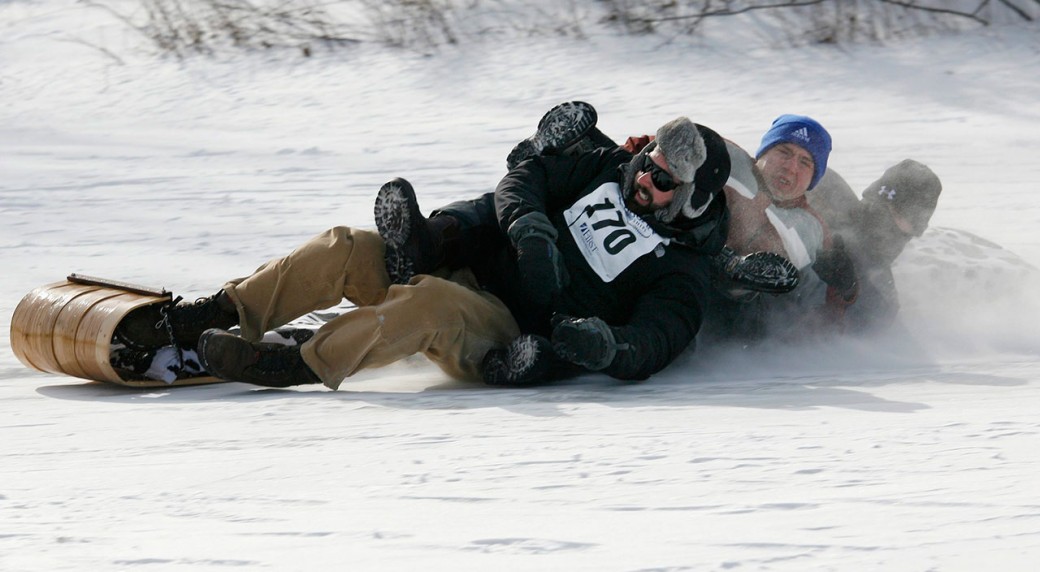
[
  {"xmin": 550, "ymin": 314, "xmax": 617, "ymax": 371},
  {"xmin": 813, "ymin": 236, "xmax": 857, "ymax": 295},
  {"xmin": 714, "ymin": 247, "xmax": 800, "ymax": 294},
  {"xmin": 508, "ymin": 212, "xmax": 569, "ymax": 309}
]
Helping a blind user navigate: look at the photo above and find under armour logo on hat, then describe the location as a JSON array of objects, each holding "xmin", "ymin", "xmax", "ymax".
[{"xmin": 878, "ymin": 185, "xmax": 897, "ymax": 200}]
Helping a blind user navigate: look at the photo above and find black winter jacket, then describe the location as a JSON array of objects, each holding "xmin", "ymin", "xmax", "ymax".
[{"xmin": 473, "ymin": 147, "xmax": 729, "ymax": 381}]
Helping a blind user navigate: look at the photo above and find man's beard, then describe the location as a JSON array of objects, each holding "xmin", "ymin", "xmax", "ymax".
[{"xmin": 621, "ymin": 151, "xmax": 648, "ymax": 213}]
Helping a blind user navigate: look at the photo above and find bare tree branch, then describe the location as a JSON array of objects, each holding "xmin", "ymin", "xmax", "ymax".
[
  {"xmin": 876, "ymin": 0, "xmax": 990, "ymax": 25},
  {"xmin": 57, "ymin": 36, "xmax": 127, "ymax": 65},
  {"xmin": 637, "ymin": 0, "xmax": 829, "ymax": 25},
  {"xmin": 995, "ymin": 0, "xmax": 1034, "ymax": 20},
  {"xmin": 629, "ymin": 0, "xmax": 1011, "ymax": 28}
]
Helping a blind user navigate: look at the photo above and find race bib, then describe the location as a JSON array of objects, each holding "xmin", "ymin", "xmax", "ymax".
[{"xmin": 563, "ymin": 183, "xmax": 668, "ymax": 282}]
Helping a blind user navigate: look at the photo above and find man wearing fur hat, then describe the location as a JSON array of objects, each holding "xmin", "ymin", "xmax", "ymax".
[
  {"xmin": 122, "ymin": 116, "xmax": 731, "ymax": 389},
  {"xmin": 479, "ymin": 115, "xmax": 734, "ymax": 384}
]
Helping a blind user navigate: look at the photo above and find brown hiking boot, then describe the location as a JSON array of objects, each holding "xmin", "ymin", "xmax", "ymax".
[
  {"xmin": 506, "ymin": 101, "xmax": 599, "ymax": 170},
  {"xmin": 374, "ymin": 177, "xmax": 457, "ymax": 284},
  {"xmin": 482, "ymin": 335, "xmax": 554, "ymax": 386},
  {"xmin": 115, "ymin": 290, "xmax": 239, "ymax": 350},
  {"xmin": 197, "ymin": 328, "xmax": 322, "ymax": 387}
]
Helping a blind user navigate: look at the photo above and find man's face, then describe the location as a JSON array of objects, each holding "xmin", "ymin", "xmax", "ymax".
[
  {"xmin": 756, "ymin": 142, "xmax": 814, "ymax": 202},
  {"xmin": 627, "ymin": 148, "xmax": 679, "ymax": 216}
]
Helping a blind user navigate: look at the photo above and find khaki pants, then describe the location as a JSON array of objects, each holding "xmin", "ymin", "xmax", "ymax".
[{"xmin": 222, "ymin": 227, "xmax": 520, "ymax": 389}]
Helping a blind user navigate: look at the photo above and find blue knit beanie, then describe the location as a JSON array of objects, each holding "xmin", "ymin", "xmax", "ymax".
[{"xmin": 755, "ymin": 114, "xmax": 832, "ymax": 190}]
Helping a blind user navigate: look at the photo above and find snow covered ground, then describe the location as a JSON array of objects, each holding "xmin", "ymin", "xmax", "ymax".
[{"xmin": 2, "ymin": 2, "xmax": 1040, "ymax": 569}]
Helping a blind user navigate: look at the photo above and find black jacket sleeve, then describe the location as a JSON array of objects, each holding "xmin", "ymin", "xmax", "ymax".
[
  {"xmin": 495, "ymin": 148, "xmax": 631, "ymax": 234},
  {"xmin": 601, "ymin": 257, "xmax": 712, "ymax": 381}
]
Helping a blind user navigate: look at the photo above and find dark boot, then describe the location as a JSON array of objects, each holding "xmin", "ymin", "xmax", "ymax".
[
  {"xmin": 115, "ymin": 290, "xmax": 239, "ymax": 350},
  {"xmin": 506, "ymin": 101, "xmax": 599, "ymax": 170},
  {"xmin": 482, "ymin": 335, "xmax": 554, "ymax": 387},
  {"xmin": 713, "ymin": 247, "xmax": 800, "ymax": 294},
  {"xmin": 374, "ymin": 177, "xmax": 459, "ymax": 284},
  {"xmin": 197, "ymin": 328, "xmax": 322, "ymax": 387}
]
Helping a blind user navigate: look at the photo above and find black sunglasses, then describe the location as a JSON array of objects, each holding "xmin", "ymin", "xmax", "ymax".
[{"xmin": 640, "ymin": 153, "xmax": 679, "ymax": 192}]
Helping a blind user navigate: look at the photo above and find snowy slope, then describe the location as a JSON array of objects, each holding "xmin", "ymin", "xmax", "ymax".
[{"xmin": 2, "ymin": 2, "xmax": 1039, "ymax": 570}]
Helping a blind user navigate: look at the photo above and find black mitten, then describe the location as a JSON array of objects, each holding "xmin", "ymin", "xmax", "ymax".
[
  {"xmin": 550, "ymin": 315, "xmax": 617, "ymax": 371},
  {"xmin": 508, "ymin": 212, "xmax": 569, "ymax": 309},
  {"xmin": 812, "ymin": 236, "xmax": 857, "ymax": 295}
]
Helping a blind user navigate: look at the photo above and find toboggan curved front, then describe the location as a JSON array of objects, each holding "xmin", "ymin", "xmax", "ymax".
[{"xmin": 11, "ymin": 276, "xmax": 221, "ymax": 387}]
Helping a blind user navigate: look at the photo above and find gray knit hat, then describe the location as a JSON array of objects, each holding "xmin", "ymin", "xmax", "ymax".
[
  {"xmin": 861, "ymin": 159, "xmax": 942, "ymax": 236},
  {"xmin": 654, "ymin": 116, "xmax": 707, "ymax": 223}
]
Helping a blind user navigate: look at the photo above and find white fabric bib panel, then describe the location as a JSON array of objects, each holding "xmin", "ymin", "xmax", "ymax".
[{"xmin": 563, "ymin": 183, "xmax": 668, "ymax": 283}]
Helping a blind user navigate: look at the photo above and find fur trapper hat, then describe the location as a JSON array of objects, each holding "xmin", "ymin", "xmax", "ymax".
[
  {"xmin": 655, "ymin": 117, "xmax": 707, "ymax": 223},
  {"xmin": 692, "ymin": 124, "xmax": 731, "ymax": 199}
]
